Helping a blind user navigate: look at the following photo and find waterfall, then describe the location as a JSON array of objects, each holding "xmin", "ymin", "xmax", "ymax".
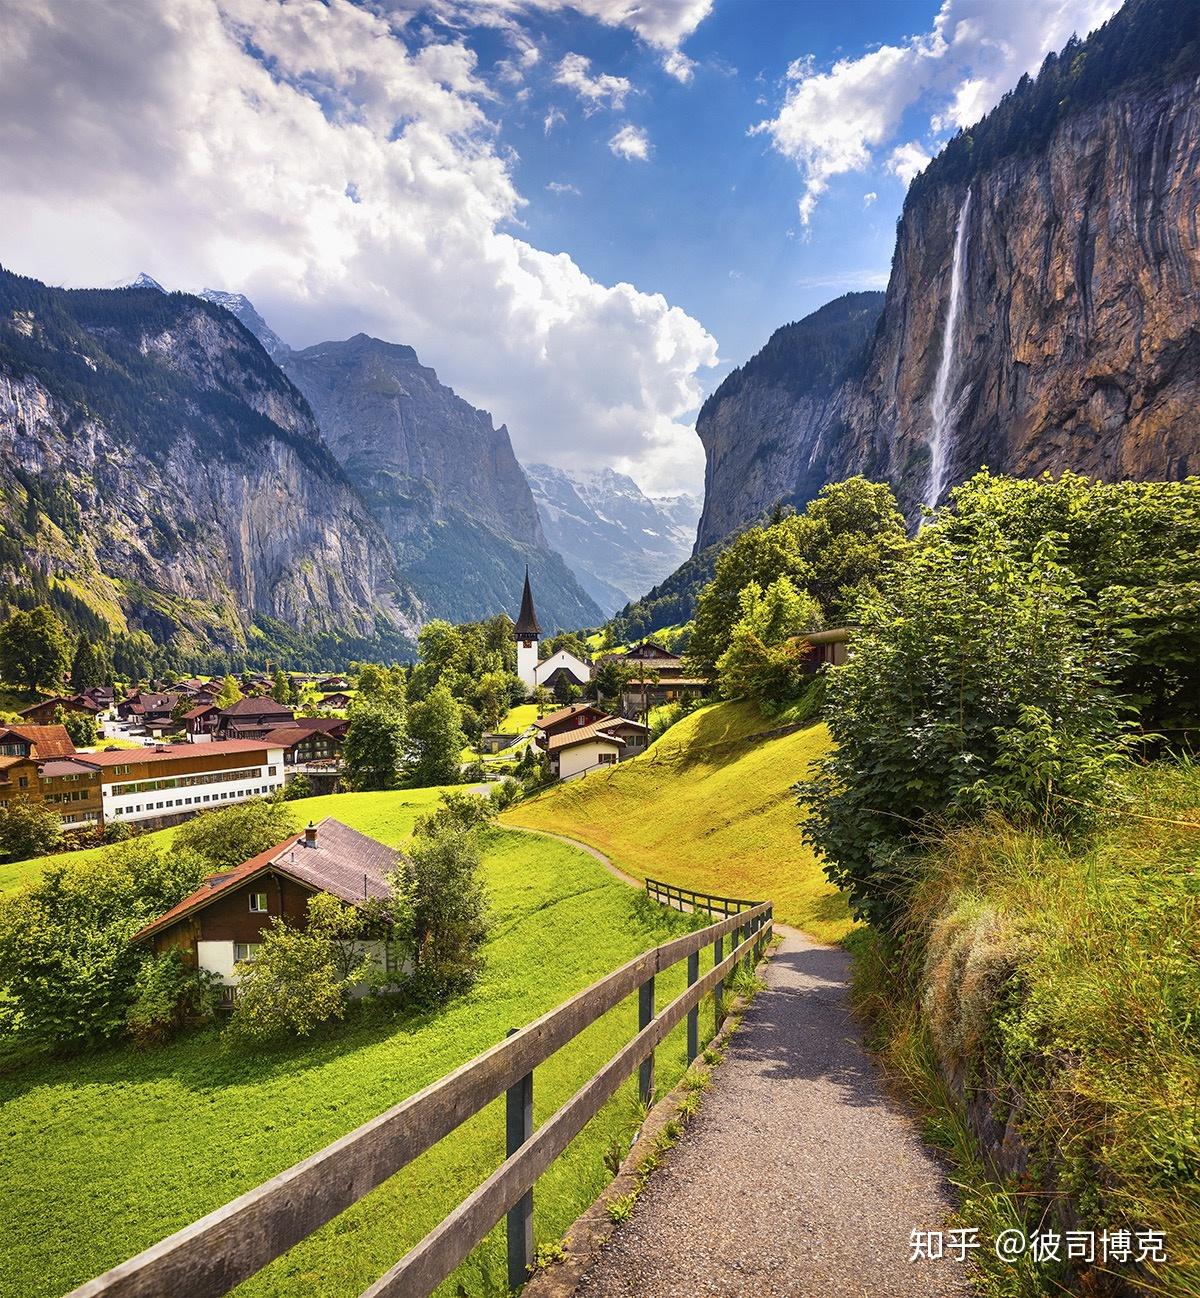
[{"xmin": 926, "ymin": 188, "xmax": 972, "ymax": 508}]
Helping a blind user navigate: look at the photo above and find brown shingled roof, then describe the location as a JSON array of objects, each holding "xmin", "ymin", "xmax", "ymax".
[
  {"xmin": 546, "ymin": 721, "xmax": 626, "ymax": 752},
  {"xmin": 132, "ymin": 818, "xmax": 402, "ymax": 943},
  {"xmin": 0, "ymin": 725, "xmax": 76, "ymax": 758}
]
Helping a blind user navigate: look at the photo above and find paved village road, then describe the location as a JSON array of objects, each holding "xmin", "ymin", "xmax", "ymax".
[{"xmin": 571, "ymin": 923, "xmax": 968, "ymax": 1297}]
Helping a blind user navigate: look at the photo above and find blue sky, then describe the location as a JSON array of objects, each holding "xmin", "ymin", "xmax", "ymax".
[
  {"xmin": 1, "ymin": 0, "xmax": 1122, "ymax": 492},
  {"xmin": 478, "ymin": 0, "xmax": 934, "ymax": 374}
]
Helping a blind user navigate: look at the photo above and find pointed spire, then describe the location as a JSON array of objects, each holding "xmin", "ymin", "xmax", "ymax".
[{"xmin": 514, "ymin": 565, "xmax": 540, "ymax": 638}]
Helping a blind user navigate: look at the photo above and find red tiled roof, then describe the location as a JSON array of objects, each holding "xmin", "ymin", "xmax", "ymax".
[
  {"xmin": 0, "ymin": 725, "xmax": 76, "ymax": 758},
  {"xmin": 183, "ymin": 704, "xmax": 219, "ymax": 720},
  {"xmin": 82, "ymin": 738, "xmax": 276, "ymax": 766},
  {"xmin": 132, "ymin": 819, "xmax": 402, "ymax": 942},
  {"xmin": 546, "ymin": 721, "xmax": 626, "ymax": 752},
  {"xmin": 533, "ymin": 703, "xmax": 606, "ymax": 731}
]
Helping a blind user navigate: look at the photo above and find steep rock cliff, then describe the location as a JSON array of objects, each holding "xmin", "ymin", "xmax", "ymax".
[
  {"xmin": 0, "ymin": 269, "xmax": 418, "ymax": 659},
  {"xmin": 281, "ymin": 334, "xmax": 602, "ymax": 629},
  {"xmin": 696, "ymin": 0, "xmax": 1200, "ymax": 541},
  {"xmin": 694, "ymin": 293, "xmax": 883, "ymax": 549}
]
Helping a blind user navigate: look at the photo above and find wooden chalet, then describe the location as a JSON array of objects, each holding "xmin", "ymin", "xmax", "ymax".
[
  {"xmin": 319, "ymin": 692, "xmax": 352, "ymax": 710},
  {"xmin": 19, "ymin": 694, "xmax": 102, "ymax": 726},
  {"xmin": 260, "ymin": 724, "xmax": 346, "ymax": 793},
  {"xmin": 216, "ymin": 696, "xmax": 296, "ymax": 740},
  {"xmin": 184, "ymin": 702, "xmax": 221, "ymax": 739},
  {"xmin": 131, "ymin": 818, "xmax": 404, "ymax": 992},
  {"xmin": 611, "ymin": 641, "xmax": 712, "ymax": 719}
]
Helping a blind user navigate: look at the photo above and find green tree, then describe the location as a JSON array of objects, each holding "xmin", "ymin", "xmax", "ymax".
[
  {"xmin": 295, "ymin": 681, "xmax": 325, "ymax": 718},
  {"xmin": 797, "ymin": 526, "xmax": 1130, "ymax": 929},
  {"xmin": 937, "ymin": 471, "xmax": 1200, "ymax": 743},
  {"xmin": 71, "ymin": 637, "xmax": 113, "ymax": 688},
  {"xmin": 390, "ymin": 812, "xmax": 489, "ymax": 991},
  {"xmin": 229, "ymin": 893, "xmax": 370, "ymax": 1041},
  {"xmin": 55, "ymin": 704, "xmax": 98, "ymax": 748},
  {"xmin": 271, "ymin": 669, "xmax": 294, "ymax": 705},
  {"xmin": 716, "ymin": 576, "xmax": 823, "ymax": 707},
  {"xmin": 173, "ymin": 800, "xmax": 295, "ymax": 872},
  {"xmin": 592, "ymin": 658, "xmax": 634, "ymax": 709},
  {"xmin": 472, "ymin": 670, "xmax": 515, "ymax": 730},
  {"xmin": 343, "ymin": 700, "xmax": 407, "ymax": 791},
  {"xmin": 0, "ymin": 605, "xmax": 71, "ymax": 690},
  {"xmin": 686, "ymin": 478, "xmax": 905, "ymax": 677},
  {"xmin": 353, "ymin": 663, "xmax": 407, "ymax": 711},
  {"xmin": 406, "ymin": 684, "xmax": 467, "ymax": 786},
  {"xmin": 214, "ymin": 674, "xmax": 243, "ymax": 708},
  {"xmin": 0, "ymin": 840, "xmax": 207, "ymax": 1044},
  {"xmin": 0, "ymin": 797, "xmax": 62, "ymax": 862},
  {"xmin": 125, "ymin": 950, "xmax": 222, "ymax": 1047}
]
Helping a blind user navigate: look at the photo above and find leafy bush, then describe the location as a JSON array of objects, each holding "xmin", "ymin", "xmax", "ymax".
[
  {"xmin": 0, "ymin": 842, "xmax": 207, "ymax": 1044},
  {"xmin": 715, "ymin": 576, "xmax": 823, "ymax": 709},
  {"xmin": 172, "ymin": 799, "xmax": 295, "ymax": 871},
  {"xmin": 229, "ymin": 893, "xmax": 371, "ymax": 1041},
  {"xmin": 798, "ymin": 527, "xmax": 1129, "ymax": 928},
  {"xmin": 126, "ymin": 950, "xmax": 222, "ymax": 1047},
  {"xmin": 0, "ymin": 796, "xmax": 62, "ymax": 862},
  {"xmin": 281, "ymin": 774, "xmax": 312, "ymax": 801}
]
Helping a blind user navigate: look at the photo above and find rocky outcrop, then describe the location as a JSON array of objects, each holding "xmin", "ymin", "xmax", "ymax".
[
  {"xmin": 0, "ymin": 269, "xmax": 419, "ymax": 659},
  {"xmin": 696, "ymin": 8, "xmax": 1200, "ymax": 542},
  {"xmin": 281, "ymin": 334, "xmax": 601, "ymax": 629},
  {"xmin": 525, "ymin": 463, "xmax": 699, "ymax": 614},
  {"xmin": 694, "ymin": 293, "xmax": 883, "ymax": 549}
]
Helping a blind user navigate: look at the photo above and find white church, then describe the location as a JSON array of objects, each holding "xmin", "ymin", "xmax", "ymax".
[{"xmin": 513, "ymin": 568, "xmax": 592, "ymax": 694}]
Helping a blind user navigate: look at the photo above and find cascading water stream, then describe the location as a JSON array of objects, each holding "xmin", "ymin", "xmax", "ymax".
[{"xmin": 926, "ymin": 188, "xmax": 972, "ymax": 508}]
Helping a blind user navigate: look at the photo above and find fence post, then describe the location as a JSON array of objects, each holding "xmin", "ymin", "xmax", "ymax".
[
  {"xmin": 743, "ymin": 916, "xmax": 755, "ymax": 973},
  {"xmin": 505, "ymin": 1032, "xmax": 533, "ymax": 1291},
  {"xmin": 686, "ymin": 950, "xmax": 699, "ymax": 1063},
  {"xmin": 713, "ymin": 933, "xmax": 724, "ymax": 1024},
  {"xmin": 638, "ymin": 976, "xmax": 655, "ymax": 1105}
]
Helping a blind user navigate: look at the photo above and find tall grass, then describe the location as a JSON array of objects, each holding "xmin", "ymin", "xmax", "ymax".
[{"xmin": 852, "ymin": 765, "xmax": 1200, "ymax": 1297}]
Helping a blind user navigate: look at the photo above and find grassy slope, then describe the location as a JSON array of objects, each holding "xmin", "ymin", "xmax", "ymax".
[
  {"xmin": 0, "ymin": 788, "xmax": 455, "ymax": 894},
  {"xmin": 504, "ymin": 701, "xmax": 852, "ymax": 943},
  {"xmin": 0, "ymin": 827, "xmax": 709, "ymax": 1298}
]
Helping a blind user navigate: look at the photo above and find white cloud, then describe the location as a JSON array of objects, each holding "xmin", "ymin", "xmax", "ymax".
[
  {"xmin": 433, "ymin": 0, "xmax": 713, "ymax": 50},
  {"xmin": 888, "ymin": 141, "xmax": 931, "ymax": 185},
  {"xmin": 546, "ymin": 180, "xmax": 581, "ymax": 195},
  {"xmin": 754, "ymin": 0, "xmax": 1124, "ymax": 222},
  {"xmin": 543, "ymin": 106, "xmax": 566, "ymax": 134},
  {"xmin": 0, "ymin": 0, "xmax": 716, "ymax": 492},
  {"xmin": 554, "ymin": 51, "xmax": 632, "ymax": 111},
  {"xmin": 863, "ymin": 191, "xmax": 877, "ymax": 207},
  {"xmin": 609, "ymin": 123, "xmax": 651, "ymax": 160},
  {"xmin": 663, "ymin": 49, "xmax": 696, "ymax": 83}
]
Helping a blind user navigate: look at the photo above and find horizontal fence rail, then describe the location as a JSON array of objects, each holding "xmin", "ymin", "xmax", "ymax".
[
  {"xmin": 645, "ymin": 876, "xmax": 763, "ymax": 917},
  {"xmin": 69, "ymin": 900, "xmax": 774, "ymax": 1298}
]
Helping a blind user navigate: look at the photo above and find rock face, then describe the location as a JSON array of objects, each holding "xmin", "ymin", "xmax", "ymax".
[
  {"xmin": 524, "ymin": 463, "xmax": 700, "ymax": 614},
  {"xmin": 696, "ymin": 21, "xmax": 1200, "ymax": 542},
  {"xmin": 281, "ymin": 335, "xmax": 602, "ymax": 629},
  {"xmin": 198, "ymin": 289, "xmax": 291, "ymax": 361},
  {"xmin": 0, "ymin": 268, "xmax": 418, "ymax": 659},
  {"xmin": 694, "ymin": 293, "xmax": 883, "ymax": 549}
]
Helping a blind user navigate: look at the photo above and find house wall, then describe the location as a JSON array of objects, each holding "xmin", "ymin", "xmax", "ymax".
[
  {"xmin": 557, "ymin": 739, "xmax": 621, "ymax": 780},
  {"xmin": 100, "ymin": 745, "xmax": 284, "ymax": 827},
  {"xmin": 534, "ymin": 650, "xmax": 592, "ymax": 687}
]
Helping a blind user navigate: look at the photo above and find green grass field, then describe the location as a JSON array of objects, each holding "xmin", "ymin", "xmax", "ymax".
[
  {"xmin": 0, "ymin": 826, "xmax": 715, "ymax": 1298},
  {"xmin": 503, "ymin": 701, "xmax": 853, "ymax": 943},
  {"xmin": 0, "ymin": 788, "xmax": 457, "ymax": 894}
]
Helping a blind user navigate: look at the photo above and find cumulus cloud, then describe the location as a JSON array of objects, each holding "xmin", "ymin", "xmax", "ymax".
[
  {"xmin": 434, "ymin": 0, "xmax": 713, "ymax": 51},
  {"xmin": 754, "ymin": 0, "xmax": 1123, "ymax": 222},
  {"xmin": 0, "ymin": 0, "xmax": 716, "ymax": 491},
  {"xmin": 609, "ymin": 123, "xmax": 651, "ymax": 160},
  {"xmin": 888, "ymin": 141, "xmax": 931, "ymax": 185},
  {"xmin": 662, "ymin": 49, "xmax": 696, "ymax": 83},
  {"xmin": 554, "ymin": 52, "xmax": 632, "ymax": 111}
]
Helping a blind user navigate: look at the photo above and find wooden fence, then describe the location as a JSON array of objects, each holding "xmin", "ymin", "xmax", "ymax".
[
  {"xmin": 68, "ymin": 901, "xmax": 774, "ymax": 1298},
  {"xmin": 645, "ymin": 876, "xmax": 763, "ymax": 918}
]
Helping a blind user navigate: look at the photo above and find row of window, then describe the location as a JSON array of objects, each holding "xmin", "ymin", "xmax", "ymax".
[
  {"xmin": 111, "ymin": 783, "xmax": 283, "ymax": 817},
  {"xmin": 44, "ymin": 790, "xmax": 96, "ymax": 805},
  {"xmin": 111, "ymin": 766, "xmax": 276, "ymax": 797}
]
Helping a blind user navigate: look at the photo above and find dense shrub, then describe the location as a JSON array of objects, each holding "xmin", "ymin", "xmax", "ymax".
[
  {"xmin": 126, "ymin": 950, "xmax": 222, "ymax": 1047},
  {"xmin": 798, "ymin": 526, "xmax": 1129, "ymax": 928},
  {"xmin": 172, "ymin": 799, "xmax": 295, "ymax": 871},
  {"xmin": 0, "ymin": 797, "xmax": 62, "ymax": 862}
]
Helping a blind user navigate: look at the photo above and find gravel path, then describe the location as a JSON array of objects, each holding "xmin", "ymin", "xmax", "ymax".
[{"xmin": 572, "ymin": 925, "xmax": 968, "ymax": 1298}]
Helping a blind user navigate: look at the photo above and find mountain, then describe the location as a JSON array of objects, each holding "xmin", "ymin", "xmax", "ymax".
[
  {"xmin": 278, "ymin": 334, "xmax": 602, "ymax": 629},
  {"xmin": 524, "ymin": 464, "xmax": 700, "ymax": 615},
  {"xmin": 695, "ymin": 0, "xmax": 1200, "ymax": 543},
  {"xmin": 198, "ymin": 290, "xmax": 290, "ymax": 361},
  {"xmin": 0, "ymin": 268, "xmax": 419, "ymax": 667},
  {"xmin": 695, "ymin": 292, "xmax": 883, "ymax": 549}
]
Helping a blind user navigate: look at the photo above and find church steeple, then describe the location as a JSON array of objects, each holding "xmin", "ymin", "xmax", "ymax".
[{"xmin": 514, "ymin": 566, "xmax": 541, "ymax": 639}]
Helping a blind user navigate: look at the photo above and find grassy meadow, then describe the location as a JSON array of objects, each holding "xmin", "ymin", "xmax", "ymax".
[
  {"xmin": 0, "ymin": 826, "xmax": 720, "ymax": 1298},
  {"xmin": 503, "ymin": 701, "xmax": 853, "ymax": 942},
  {"xmin": 0, "ymin": 786, "xmax": 456, "ymax": 894}
]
